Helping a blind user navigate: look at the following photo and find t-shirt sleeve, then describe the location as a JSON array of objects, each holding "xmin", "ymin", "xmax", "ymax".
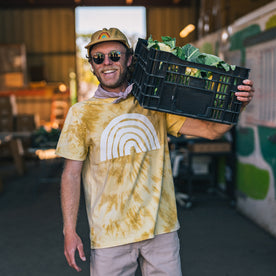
[
  {"xmin": 55, "ymin": 105, "xmax": 88, "ymax": 161},
  {"xmin": 166, "ymin": 113, "xmax": 186, "ymax": 137}
]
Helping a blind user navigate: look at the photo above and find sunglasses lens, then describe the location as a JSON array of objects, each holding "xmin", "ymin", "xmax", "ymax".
[
  {"xmin": 109, "ymin": 51, "xmax": 121, "ymax": 62},
  {"xmin": 92, "ymin": 51, "xmax": 122, "ymax": 64},
  {"xmin": 92, "ymin": 53, "xmax": 104, "ymax": 64}
]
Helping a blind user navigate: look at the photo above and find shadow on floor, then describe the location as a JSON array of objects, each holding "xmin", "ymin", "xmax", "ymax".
[{"xmin": 0, "ymin": 158, "xmax": 276, "ymax": 276}]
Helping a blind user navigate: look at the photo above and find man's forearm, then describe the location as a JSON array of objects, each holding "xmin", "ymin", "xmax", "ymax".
[
  {"xmin": 60, "ymin": 160, "xmax": 83, "ymax": 234},
  {"xmin": 179, "ymin": 117, "xmax": 233, "ymax": 140},
  {"xmin": 61, "ymin": 174, "xmax": 81, "ymax": 234}
]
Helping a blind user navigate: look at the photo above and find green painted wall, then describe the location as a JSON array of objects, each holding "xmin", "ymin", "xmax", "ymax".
[
  {"xmin": 237, "ymin": 162, "xmax": 270, "ymax": 200},
  {"xmin": 236, "ymin": 126, "xmax": 276, "ymax": 199}
]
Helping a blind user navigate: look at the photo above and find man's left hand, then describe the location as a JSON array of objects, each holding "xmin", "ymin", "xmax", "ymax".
[{"xmin": 235, "ymin": 79, "xmax": 255, "ymax": 109}]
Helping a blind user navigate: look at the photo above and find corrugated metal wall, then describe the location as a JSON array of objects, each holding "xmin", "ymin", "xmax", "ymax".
[
  {"xmin": 0, "ymin": 6, "xmax": 197, "ymax": 86},
  {"xmin": 0, "ymin": 8, "xmax": 76, "ymax": 85},
  {"xmin": 147, "ymin": 6, "xmax": 197, "ymax": 46}
]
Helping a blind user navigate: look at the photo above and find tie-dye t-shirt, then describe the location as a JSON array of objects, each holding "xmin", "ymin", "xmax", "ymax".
[{"xmin": 56, "ymin": 95, "xmax": 186, "ymax": 249}]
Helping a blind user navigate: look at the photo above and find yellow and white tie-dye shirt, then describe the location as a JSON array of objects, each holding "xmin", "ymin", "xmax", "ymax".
[{"xmin": 56, "ymin": 95, "xmax": 186, "ymax": 249}]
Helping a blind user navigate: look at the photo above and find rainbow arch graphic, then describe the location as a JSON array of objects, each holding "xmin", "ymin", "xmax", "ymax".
[{"xmin": 100, "ymin": 113, "xmax": 160, "ymax": 161}]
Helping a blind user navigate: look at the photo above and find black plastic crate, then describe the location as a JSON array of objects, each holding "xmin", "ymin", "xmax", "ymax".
[{"xmin": 131, "ymin": 39, "xmax": 250, "ymax": 125}]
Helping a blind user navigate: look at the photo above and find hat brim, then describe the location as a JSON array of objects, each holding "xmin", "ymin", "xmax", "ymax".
[{"xmin": 85, "ymin": 38, "xmax": 130, "ymax": 50}]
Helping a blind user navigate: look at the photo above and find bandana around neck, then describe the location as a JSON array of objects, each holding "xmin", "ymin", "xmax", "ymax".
[{"xmin": 94, "ymin": 84, "xmax": 133, "ymax": 103}]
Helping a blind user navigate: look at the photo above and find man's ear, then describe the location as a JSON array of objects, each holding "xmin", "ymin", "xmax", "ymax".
[
  {"xmin": 127, "ymin": 55, "xmax": 133, "ymax": 67},
  {"xmin": 90, "ymin": 63, "xmax": 95, "ymax": 73}
]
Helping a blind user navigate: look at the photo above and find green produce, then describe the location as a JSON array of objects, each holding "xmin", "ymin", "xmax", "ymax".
[
  {"xmin": 147, "ymin": 35, "xmax": 237, "ymax": 112},
  {"xmin": 147, "ymin": 36, "xmax": 236, "ymax": 72}
]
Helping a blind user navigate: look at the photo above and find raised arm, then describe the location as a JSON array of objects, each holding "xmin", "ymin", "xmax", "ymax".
[
  {"xmin": 61, "ymin": 159, "xmax": 86, "ymax": 272},
  {"xmin": 179, "ymin": 79, "xmax": 254, "ymax": 140}
]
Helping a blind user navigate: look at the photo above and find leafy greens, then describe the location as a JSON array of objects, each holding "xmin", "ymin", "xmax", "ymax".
[{"xmin": 147, "ymin": 36, "xmax": 236, "ymax": 72}]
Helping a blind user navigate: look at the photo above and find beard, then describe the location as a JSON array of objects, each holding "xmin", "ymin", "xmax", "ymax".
[{"xmin": 93, "ymin": 64, "xmax": 129, "ymax": 90}]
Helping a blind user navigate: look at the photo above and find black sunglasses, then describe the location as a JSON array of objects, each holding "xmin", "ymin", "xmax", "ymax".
[{"xmin": 91, "ymin": 50, "xmax": 125, "ymax": 64}]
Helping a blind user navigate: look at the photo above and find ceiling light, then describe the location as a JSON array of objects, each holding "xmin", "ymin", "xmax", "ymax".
[{"xmin": 179, "ymin": 24, "xmax": 195, "ymax": 38}]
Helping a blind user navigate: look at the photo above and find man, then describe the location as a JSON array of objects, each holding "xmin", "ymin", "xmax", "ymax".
[{"xmin": 56, "ymin": 28, "xmax": 254, "ymax": 275}]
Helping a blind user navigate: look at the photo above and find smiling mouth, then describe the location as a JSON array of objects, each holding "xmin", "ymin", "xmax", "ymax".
[{"xmin": 102, "ymin": 69, "xmax": 117, "ymax": 74}]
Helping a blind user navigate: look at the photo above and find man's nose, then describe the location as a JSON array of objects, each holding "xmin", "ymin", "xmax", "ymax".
[{"xmin": 103, "ymin": 54, "xmax": 112, "ymax": 65}]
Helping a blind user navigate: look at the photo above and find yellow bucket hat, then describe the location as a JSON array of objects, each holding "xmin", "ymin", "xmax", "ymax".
[{"xmin": 85, "ymin": 28, "xmax": 130, "ymax": 56}]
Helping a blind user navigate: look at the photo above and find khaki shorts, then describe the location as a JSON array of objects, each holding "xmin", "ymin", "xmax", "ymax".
[{"xmin": 90, "ymin": 231, "xmax": 182, "ymax": 276}]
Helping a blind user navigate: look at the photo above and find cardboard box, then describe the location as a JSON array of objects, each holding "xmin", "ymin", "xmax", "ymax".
[{"xmin": 0, "ymin": 72, "xmax": 24, "ymax": 88}]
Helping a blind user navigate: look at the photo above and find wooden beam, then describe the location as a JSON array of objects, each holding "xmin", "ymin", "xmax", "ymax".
[{"xmin": 0, "ymin": 0, "xmax": 192, "ymax": 8}]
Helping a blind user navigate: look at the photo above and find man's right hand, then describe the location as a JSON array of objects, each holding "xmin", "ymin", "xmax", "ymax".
[{"xmin": 64, "ymin": 231, "xmax": 86, "ymax": 272}]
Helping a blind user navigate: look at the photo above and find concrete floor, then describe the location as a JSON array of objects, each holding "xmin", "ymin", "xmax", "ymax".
[{"xmin": 0, "ymin": 158, "xmax": 276, "ymax": 276}]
